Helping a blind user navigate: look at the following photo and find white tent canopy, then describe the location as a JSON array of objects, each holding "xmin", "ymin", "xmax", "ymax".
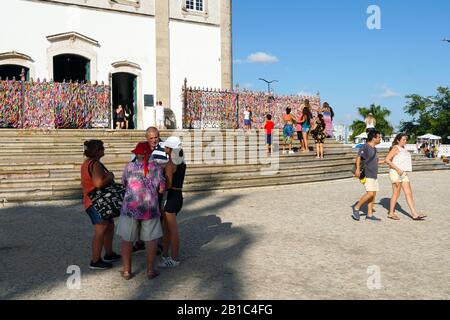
[
  {"xmin": 356, "ymin": 132, "xmax": 368, "ymax": 139},
  {"xmin": 418, "ymin": 134, "xmax": 442, "ymax": 140}
]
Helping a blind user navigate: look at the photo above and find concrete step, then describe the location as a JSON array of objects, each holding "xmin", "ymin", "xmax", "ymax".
[{"xmin": 1, "ymin": 162, "xmax": 445, "ymax": 191}]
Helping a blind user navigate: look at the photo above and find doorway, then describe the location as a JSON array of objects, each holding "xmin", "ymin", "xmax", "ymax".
[{"xmin": 112, "ymin": 72, "xmax": 137, "ymax": 129}]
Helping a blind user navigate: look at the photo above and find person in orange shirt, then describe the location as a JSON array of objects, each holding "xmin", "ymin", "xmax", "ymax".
[{"xmin": 81, "ymin": 140, "xmax": 121, "ymax": 270}]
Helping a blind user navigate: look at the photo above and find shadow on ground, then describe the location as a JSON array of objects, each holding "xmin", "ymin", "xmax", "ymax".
[
  {"xmin": 0, "ymin": 191, "xmax": 251, "ymax": 300},
  {"xmin": 379, "ymin": 198, "xmax": 414, "ymax": 219}
]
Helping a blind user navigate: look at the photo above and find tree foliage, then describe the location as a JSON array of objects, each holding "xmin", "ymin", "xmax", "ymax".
[
  {"xmin": 350, "ymin": 104, "xmax": 394, "ymax": 140},
  {"xmin": 399, "ymin": 87, "xmax": 450, "ymax": 143}
]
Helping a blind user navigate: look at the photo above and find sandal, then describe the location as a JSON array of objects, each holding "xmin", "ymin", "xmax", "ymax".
[
  {"xmin": 412, "ymin": 216, "xmax": 427, "ymax": 221},
  {"xmin": 120, "ymin": 271, "xmax": 134, "ymax": 281},
  {"xmin": 388, "ymin": 215, "xmax": 401, "ymax": 221},
  {"xmin": 147, "ymin": 270, "xmax": 160, "ymax": 280}
]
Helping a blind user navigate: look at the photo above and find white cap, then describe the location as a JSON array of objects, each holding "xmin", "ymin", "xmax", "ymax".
[
  {"xmin": 161, "ymin": 136, "xmax": 182, "ymax": 149},
  {"xmin": 171, "ymin": 148, "xmax": 185, "ymax": 165}
]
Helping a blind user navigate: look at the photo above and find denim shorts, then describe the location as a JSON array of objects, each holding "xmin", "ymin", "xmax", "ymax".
[{"xmin": 86, "ymin": 206, "xmax": 113, "ymax": 225}]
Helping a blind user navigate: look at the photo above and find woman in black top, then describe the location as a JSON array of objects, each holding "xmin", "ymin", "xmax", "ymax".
[{"xmin": 159, "ymin": 137, "xmax": 186, "ymax": 268}]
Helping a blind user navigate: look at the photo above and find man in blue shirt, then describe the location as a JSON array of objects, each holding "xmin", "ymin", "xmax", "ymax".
[{"xmin": 352, "ymin": 130, "xmax": 385, "ymax": 221}]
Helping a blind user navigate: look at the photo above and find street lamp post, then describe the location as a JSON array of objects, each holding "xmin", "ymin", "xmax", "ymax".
[
  {"xmin": 443, "ymin": 38, "xmax": 450, "ymax": 43},
  {"xmin": 258, "ymin": 78, "xmax": 279, "ymax": 94}
]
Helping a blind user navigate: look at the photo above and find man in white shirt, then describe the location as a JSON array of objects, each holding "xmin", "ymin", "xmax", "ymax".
[{"xmin": 156, "ymin": 101, "xmax": 165, "ymax": 130}]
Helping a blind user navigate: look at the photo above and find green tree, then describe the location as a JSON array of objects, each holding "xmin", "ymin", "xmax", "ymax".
[
  {"xmin": 350, "ymin": 104, "xmax": 394, "ymax": 141},
  {"xmin": 399, "ymin": 87, "xmax": 450, "ymax": 143}
]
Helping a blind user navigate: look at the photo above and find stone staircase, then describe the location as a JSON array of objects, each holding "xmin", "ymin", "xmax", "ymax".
[{"xmin": 0, "ymin": 129, "xmax": 448, "ymax": 203}]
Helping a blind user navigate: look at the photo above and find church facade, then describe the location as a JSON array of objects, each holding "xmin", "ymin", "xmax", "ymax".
[{"xmin": 0, "ymin": 0, "xmax": 233, "ymax": 129}]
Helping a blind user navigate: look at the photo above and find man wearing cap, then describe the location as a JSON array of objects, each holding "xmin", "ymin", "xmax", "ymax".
[{"xmin": 158, "ymin": 137, "xmax": 186, "ymax": 268}]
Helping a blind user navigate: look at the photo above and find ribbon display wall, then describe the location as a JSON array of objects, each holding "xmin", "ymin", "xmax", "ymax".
[
  {"xmin": 183, "ymin": 86, "xmax": 322, "ymax": 130},
  {"xmin": 0, "ymin": 79, "xmax": 111, "ymax": 129}
]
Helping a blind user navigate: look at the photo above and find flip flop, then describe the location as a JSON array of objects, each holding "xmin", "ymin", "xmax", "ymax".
[
  {"xmin": 147, "ymin": 270, "xmax": 160, "ymax": 280},
  {"xmin": 412, "ymin": 216, "xmax": 427, "ymax": 221},
  {"xmin": 388, "ymin": 215, "xmax": 401, "ymax": 221}
]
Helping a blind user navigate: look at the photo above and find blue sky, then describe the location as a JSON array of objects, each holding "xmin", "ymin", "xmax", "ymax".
[{"xmin": 232, "ymin": 0, "xmax": 450, "ymax": 128}]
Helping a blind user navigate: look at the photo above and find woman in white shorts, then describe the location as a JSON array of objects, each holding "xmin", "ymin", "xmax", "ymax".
[{"xmin": 385, "ymin": 134, "xmax": 427, "ymax": 221}]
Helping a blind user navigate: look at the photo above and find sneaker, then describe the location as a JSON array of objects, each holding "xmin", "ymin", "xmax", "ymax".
[
  {"xmin": 351, "ymin": 204, "xmax": 361, "ymax": 221},
  {"xmin": 104, "ymin": 252, "xmax": 121, "ymax": 263},
  {"xmin": 158, "ymin": 256, "xmax": 180, "ymax": 268},
  {"xmin": 289, "ymin": 150, "xmax": 295, "ymax": 154},
  {"xmin": 133, "ymin": 242, "xmax": 146, "ymax": 254},
  {"xmin": 366, "ymin": 215, "xmax": 382, "ymax": 222},
  {"xmin": 89, "ymin": 259, "xmax": 113, "ymax": 270},
  {"xmin": 282, "ymin": 150, "xmax": 287, "ymax": 155}
]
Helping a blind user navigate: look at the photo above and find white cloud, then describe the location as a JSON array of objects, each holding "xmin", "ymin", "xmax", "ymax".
[
  {"xmin": 380, "ymin": 86, "xmax": 400, "ymax": 98},
  {"xmin": 243, "ymin": 83, "xmax": 253, "ymax": 89},
  {"xmin": 234, "ymin": 52, "xmax": 279, "ymax": 64}
]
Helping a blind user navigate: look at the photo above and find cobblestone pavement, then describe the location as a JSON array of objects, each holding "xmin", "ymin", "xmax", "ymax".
[{"xmin": 1, "ymin": 171, "xmax": 449, "ymax": 300}]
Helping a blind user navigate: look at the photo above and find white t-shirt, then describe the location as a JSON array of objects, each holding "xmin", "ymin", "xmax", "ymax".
[
  {"xmin": 244, "ymin": 111, "xmax": 251, "ymax": 121},
  {"xmin": 156, "ymin": 105, "xmax": 165, "ymax": 121},
  {"xmin": 393, "ymin": 146, "xmax": 413, "ymax": 172}
]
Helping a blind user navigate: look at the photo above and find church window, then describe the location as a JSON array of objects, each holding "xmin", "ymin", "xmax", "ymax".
[{"xmin": 186, "ymin": 0, "xmax": 204, "ymax": 11}]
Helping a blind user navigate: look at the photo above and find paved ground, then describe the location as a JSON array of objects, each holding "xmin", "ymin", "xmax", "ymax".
[{"xmin": 1, "ymin": 170, "xmax": 449, "ymax": 300}]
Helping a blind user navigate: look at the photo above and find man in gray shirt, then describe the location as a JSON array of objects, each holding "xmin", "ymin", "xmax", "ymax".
[{"xmin": 352, "ymin": 130, "xmax": 385, "ymax": 221}]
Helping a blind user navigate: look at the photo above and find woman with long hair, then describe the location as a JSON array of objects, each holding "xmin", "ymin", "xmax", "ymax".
[
  {"xmin": 385, "ymin": 133, "xmax": 427, "ymax": 221},
  {"xmin": 282, "ymin": 107, "xmax": 296, "ymax": 154},
  {"xmin": 301, "ymin": 100, "xmax": 313, "ymax": 152},
  {"xmin": 322, "ymin": 102, "xmax": 334, "ymax": 138},
  {"xmin": 312, "ymin": 114, "xmax": 327, "ymax": 159}
]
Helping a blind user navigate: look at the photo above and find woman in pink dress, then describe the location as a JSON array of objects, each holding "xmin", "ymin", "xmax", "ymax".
[{"xmin": 322, "ymin": 102, "xmax": 334, "ymax": 138}]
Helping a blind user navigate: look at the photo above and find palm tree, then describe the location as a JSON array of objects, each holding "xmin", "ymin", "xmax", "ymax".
[{"xmin": 350, "ymin": 104, "xmax": 394, "ymax": 140}]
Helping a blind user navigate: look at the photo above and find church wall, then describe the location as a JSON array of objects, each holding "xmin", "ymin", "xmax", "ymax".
[
  {"xmin": 1, "ymin": 0, "xmax": 157, "ymax": 130},
  {"xmin": 169, "ymin": 20, "xmax": 222, "ymax": 129}
]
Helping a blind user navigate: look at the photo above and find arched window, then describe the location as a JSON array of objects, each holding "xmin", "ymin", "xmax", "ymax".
[
  {"xmin": 47, "ymin": 32, "xmax": 99, "ymax": 83},
  {"xmin": 0, "ymin": 51, "xmax": 34, "ymax": 80}
]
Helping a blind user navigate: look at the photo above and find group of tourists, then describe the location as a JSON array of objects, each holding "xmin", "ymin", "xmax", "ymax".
[
  {"xmin": 352, "ymin": 130, "xmax": 427, "ymax": 222},
  {"xmin": 417, "ymin": 142, "xmax": 439, "ymax": 159},
  {"xmin": 81, "ymin": 127, "xmax": 186, "ymax": 281},
  {"xmin": 279, "ymin": 101, "xmax": 331, "ymax": 159},
  {"xmin": 115, "ymin": 105, "xmax": 133, "ymax": 130}
]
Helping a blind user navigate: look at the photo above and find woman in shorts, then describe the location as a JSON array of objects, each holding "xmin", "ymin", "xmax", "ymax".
[
  {"xmin": 282, "ymin": 107, "xmax": 296, "ymax": 154},
  {"xmin": 385, "ymin": 133, "xmax": 427, "ymax": 221},
  {"xmin": 158, "ymin": 137, "xmax": 186, "ymax": 269},
  {"xmin": 81, "ymin": 140, "xmax": 121, "ymax": 270}
]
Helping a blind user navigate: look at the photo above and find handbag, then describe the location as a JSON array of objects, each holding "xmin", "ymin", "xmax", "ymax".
[
  {"xmin": 88, "ymin": 161, "xmax": 125, "ymax": 219},
  {"xmin": 352, "ymin": 146, "xmax": 377, "ymax": 181}
]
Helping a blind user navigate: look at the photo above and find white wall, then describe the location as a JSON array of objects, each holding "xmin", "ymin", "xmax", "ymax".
[
  {"xmin": 169, "ymin": 20, "xmax": 222, "ymax": 128},
  {"xmin": 0, "ymin": 0, "xmax": 156, "ymax": 130}
]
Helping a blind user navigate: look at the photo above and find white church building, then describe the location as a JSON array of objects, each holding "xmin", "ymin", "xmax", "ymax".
[{"xmin": 0, "ymin": 0, "xmax": 233, "ymax": 129}]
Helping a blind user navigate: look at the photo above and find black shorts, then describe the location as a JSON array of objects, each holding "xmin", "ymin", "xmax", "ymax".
[{"xmin": 164, "ymin": 190, "xmax": 183, "ymax": 215}]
